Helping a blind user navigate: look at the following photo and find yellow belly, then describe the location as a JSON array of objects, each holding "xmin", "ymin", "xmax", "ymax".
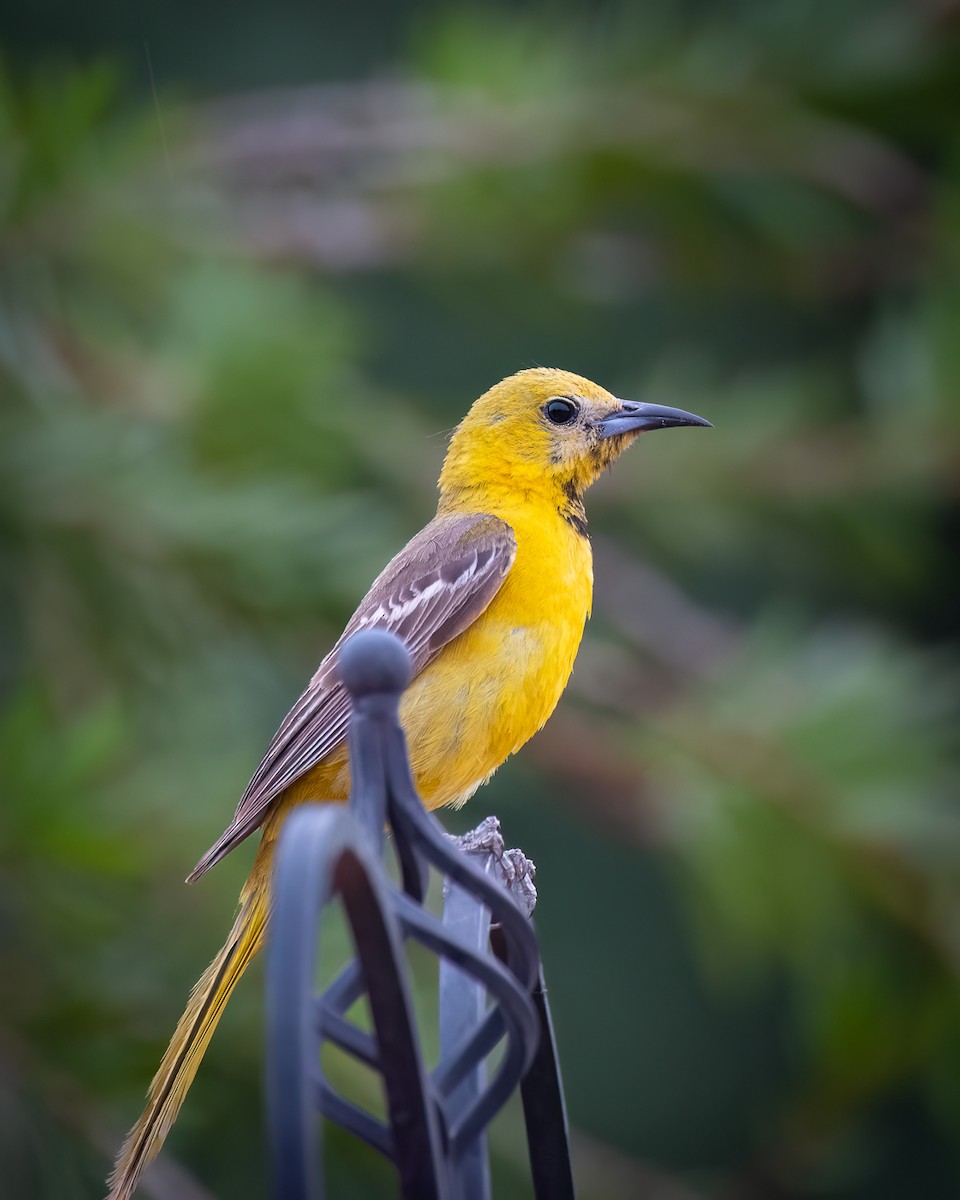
[{"xmin": 277, "ymin": 504, "xmax": 592, "ymax": 820}]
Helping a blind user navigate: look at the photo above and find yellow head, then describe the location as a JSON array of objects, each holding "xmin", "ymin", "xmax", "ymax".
[{"xmin": 438, "ymin": 367, "xmax": 710, "ymax": 519}]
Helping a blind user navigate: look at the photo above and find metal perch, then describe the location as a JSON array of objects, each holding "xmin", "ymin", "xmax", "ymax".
[{"xmin": 265, "ymin": 628, "xmax": 574, "ymax": 1200}]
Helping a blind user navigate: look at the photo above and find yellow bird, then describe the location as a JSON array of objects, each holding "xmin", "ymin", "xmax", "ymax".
[{"xmin": 107, "ymin": 366, "xmax": 710, "ymax": 1199}]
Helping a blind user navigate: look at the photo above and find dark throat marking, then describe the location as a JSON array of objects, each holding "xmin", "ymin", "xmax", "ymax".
[{"xmin": 560, "ymin": 480, "xmax": 589, "ymax": 538}]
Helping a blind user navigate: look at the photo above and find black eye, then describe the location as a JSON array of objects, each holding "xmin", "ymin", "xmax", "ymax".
[{"xmin": 543, "ymin": 397, "xmax": 579, "ymax": 425}]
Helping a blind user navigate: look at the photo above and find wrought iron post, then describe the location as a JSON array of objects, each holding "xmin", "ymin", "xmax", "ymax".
[{"xmin": 266, "ymin": 628, "xmax": 575, "ymax": 1199}]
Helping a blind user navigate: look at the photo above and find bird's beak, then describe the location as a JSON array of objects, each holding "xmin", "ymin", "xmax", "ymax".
[{"xmin": 593, "ymin": 400, "xmax": 713, "ymax": 438}]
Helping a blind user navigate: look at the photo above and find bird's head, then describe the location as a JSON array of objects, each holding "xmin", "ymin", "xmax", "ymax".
[{"xmin": 438, "ymin": 367, "xmax": 711, "ymax": 511}]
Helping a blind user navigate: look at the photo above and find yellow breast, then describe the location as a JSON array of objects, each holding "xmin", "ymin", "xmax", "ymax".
[
  {"xmin": 401, "ymin": 503, "xmax": 593, "ymax": 807},
  {"xmin": 281, "ymin": 503, "xmax": 592, "ymax": 817}
]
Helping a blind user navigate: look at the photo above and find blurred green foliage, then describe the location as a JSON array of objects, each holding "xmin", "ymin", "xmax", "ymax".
[{"xmin": 2, "ymin": 2, "xmax": 960, "ymax": 1197}]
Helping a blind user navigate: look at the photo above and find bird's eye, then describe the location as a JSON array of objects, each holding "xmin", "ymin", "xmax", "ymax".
[{"xmin": 543, "ymin": 397, "xmax": 579, "ymax": 425}]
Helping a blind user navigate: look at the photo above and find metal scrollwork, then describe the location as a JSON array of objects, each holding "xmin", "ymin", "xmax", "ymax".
[{"xmin": 266, "ymin": 628, "xmax": 574, "ymax": 1200}]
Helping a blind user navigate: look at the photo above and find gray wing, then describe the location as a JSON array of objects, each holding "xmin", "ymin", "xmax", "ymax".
[{"xmin": 187, "ymin": 512, "xmax": 516, "ymax": 880}]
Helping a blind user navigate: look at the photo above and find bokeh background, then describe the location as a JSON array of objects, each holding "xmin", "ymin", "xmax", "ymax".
[{"xmin": 3, "ymin": 1, "xmax": 960, "ymax": 1197}]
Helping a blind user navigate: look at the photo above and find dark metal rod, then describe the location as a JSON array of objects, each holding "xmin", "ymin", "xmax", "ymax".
[
  {"xmin": 346, "ymin": 707, "xmax": 388, "ymax": 854},
  {"xmin": 433, "ymin": 1008, "xmax": 504, "ymax": 1098},
  {"xmin": 440, "ymin": 878, "xmax": 492, "ymax": 1200},
  {"xmin": 322, "ymin": 960, "xmax": 364, "ymax": 1014},
  {"xmin": 336, "ymin": 851, "xmax": 446, "ymax": 1199},
  {"xmin": 268, "ymin": 808, "xmax": 344, "ymax": 1200},
  {"xmin": 492, "ymin": 930, "xmax": 576, "ymax": 1200},
  {"xmin": 520, "ymin": 969, "xmax": 576, "ymax": 1200},
  {"xmin": 315, "ymin": 1083, "xmax": 394, "ymax": 1159},
  {"xmin": 394, "ymin": 895, "xmax": 536, "ymax": 1154},
  {"xmin": 316, "ymin": 1006, "xmax": 379, "ymax": 1069}
]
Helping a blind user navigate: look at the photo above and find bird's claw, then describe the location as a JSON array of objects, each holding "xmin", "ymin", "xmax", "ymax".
[{"xmin": 446, "ymin": 816, "xmax": 537, "ymax": 918}]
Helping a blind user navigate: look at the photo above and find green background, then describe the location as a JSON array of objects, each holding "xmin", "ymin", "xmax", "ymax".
[{"xmin": 2, "ymin": 2, "xmax": 960, "ymax": 1197}]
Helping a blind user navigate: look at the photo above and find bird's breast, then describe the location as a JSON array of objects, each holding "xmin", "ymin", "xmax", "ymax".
[{"xmin": 401, "ymin": 508, "xmax": 593, "ymax": 808}]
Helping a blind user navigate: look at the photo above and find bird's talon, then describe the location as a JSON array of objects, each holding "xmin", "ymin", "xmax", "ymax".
[{"xmin": 447, "ymin": 818, "xmax": 538, "ymax": 917}]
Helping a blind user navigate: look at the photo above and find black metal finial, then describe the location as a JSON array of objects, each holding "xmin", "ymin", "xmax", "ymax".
[{"xmin": 339, "ymin": 629, "xmax": 413, "ymax": 697}]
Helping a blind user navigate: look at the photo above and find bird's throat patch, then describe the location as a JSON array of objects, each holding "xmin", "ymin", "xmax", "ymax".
[{"xmin": 559, "ymin": 481, "xmax": 588, "ymax": 538}]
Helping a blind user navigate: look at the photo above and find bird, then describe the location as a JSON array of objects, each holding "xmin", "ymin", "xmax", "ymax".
[{"xmin": 107, "ymin": 366, "xmax": 710, "ymax": 1199}]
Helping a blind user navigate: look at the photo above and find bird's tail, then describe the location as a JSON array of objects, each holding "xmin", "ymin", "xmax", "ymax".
[{"xmin": 106, "ymin": 870, "xmax": 269, "ymax": 1200}]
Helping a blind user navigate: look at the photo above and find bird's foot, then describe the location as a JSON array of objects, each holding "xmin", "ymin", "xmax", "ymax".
[{"xmin": 447, "ymin": 816, "xmax": 537, "ymax": 918}]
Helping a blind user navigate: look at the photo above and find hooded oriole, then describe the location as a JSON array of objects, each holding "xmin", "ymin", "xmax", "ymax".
[{"xmin": 107, "ymin": 366, "xmax": 710, "ymax": 1199}]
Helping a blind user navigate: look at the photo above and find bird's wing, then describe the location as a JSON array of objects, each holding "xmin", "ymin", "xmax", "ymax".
[{"xmin": 187, "ymin": 512, "xmax": 516, "ymax": 880}]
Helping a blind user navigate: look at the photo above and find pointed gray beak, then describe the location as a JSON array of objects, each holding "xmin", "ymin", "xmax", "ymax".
[{"xmin": 594, "ymin": 400, "xmax": 713, "ymax": 439}]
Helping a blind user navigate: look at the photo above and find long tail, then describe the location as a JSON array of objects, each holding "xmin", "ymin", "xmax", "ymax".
[{"xmin": 106, "ymin": 867, "xmax": 269, "ymax": 1200}]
